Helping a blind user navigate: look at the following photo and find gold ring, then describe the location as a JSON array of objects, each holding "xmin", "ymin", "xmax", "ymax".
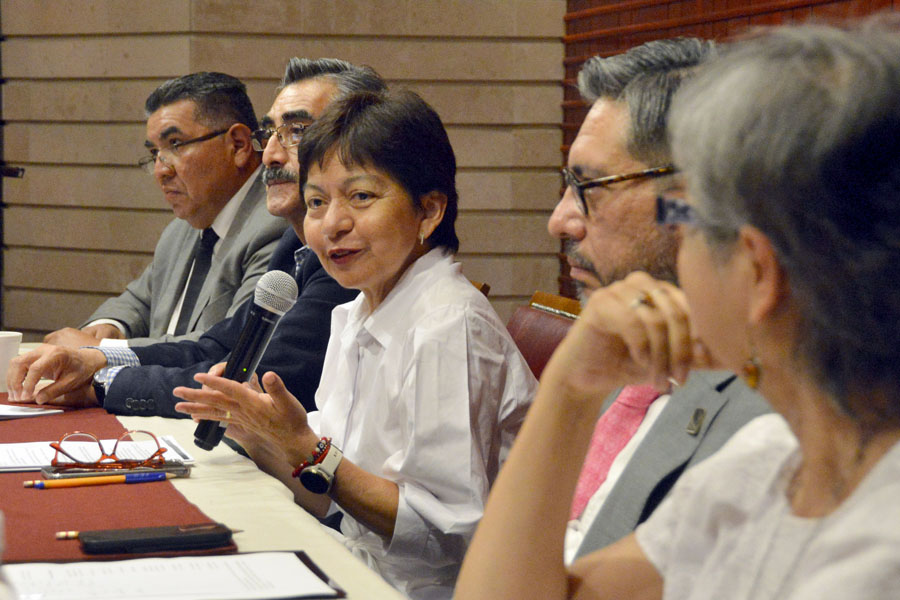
[
  {"xmin": 629, "ymin": 291, "xmax": 654, "ymax": 310},
  {"xmin": 224, "ymin": 410, "xmax": 232, "ymax": 420}
]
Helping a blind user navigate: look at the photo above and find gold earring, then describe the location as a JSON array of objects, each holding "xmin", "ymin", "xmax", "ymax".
[{"xmin": 741, "ymin": 356, "xmax": 761, "ymax": 389}]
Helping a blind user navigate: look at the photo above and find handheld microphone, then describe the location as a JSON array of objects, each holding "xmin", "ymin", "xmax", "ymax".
[{"xmin": 193, "ymin": 270, "xmax": 299, "ymax": 451}]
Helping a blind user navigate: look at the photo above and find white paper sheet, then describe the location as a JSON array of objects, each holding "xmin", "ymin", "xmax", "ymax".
[
  {"xmin": 2, "ymin": 552, "xmax": 339, "ymax": 600},
  {"xmin": 0, "ymin": 405, "xmax": 62, "ymax": 420},
  {"xmin": 0, "ymin": 435, "xmax": 194, "ymax": 472}
]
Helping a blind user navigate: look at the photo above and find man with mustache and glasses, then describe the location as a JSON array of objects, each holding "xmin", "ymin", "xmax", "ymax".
[
  {"xmin": 545, "ymin": 39, "xmax": 770, "ymax": 561},
  {"xmin": 8, "ymin": 58, "xmax": 385, "ymax": 416},
  {"xmin": 46, "ymin": 72, "xmax": 286, "ymax": 348}
]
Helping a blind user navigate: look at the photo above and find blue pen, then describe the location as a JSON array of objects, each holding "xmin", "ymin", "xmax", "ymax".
[{"xmin": 24, "ymin": 471, "xmax": 175, "ymax": 489}]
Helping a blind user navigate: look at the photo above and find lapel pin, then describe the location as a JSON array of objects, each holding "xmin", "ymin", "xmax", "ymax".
[{"xmin": 686, "ymin": 408, "xmax": 706, "ymax": 436}]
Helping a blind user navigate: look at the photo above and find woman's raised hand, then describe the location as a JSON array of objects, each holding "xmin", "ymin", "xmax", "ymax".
[{"xmin": 173, "ymin": 369, "xmax": 320, "ymax": 462}]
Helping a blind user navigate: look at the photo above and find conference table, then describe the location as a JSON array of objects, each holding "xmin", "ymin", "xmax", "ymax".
[{"xmin": 1, "ymin": 346, "xmax": 405, "ymax": 600}]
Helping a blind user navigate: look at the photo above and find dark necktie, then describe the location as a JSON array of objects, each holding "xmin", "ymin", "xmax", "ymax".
[{"xmin": 174, "ymin": 227, "xmax": 218, "ymax": 335}]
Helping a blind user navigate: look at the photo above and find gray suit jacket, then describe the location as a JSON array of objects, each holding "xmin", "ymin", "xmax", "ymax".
[
  {"xmin": 83, "ymin": 171, "xmax": 287, "ymax": 346},
  {"xmin": 573, "ymin": 370, "xmax": 771, "ymax": 559}
]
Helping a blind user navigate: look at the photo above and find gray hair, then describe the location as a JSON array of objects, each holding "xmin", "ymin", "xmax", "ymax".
[
  {"xmin": 577, "ymin": 38, "xmax": 714, "ymax": 164},
  {"xmin": 278, "ymin": 57, "xmax": 386, "ymax": 97},
  {"xmin": 670, "ymin": 19, "xmax": 900, "ymax": 419}
]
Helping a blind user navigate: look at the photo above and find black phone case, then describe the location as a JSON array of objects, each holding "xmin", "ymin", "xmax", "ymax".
[{"xmin": 79, "ymin": 523, "xmax": 232, "ymax": 554}]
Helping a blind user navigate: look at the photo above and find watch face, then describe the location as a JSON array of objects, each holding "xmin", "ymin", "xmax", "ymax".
[{"xmin": 300, "ymin": 467, "xmax": 330, "ymax": 494}]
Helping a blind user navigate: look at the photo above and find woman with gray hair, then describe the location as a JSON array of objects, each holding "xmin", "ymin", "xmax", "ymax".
[{"xmin": 456, "ymin": 18, "xmax": 900, "ymax": 600}]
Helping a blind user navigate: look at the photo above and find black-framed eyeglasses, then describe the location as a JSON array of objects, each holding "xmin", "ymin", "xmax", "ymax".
[
  {"xmin": 250, "ymin": 122, "xmax": 310, "ymax": 152},
  {"xmin": 655, "ymin": 195, "xmax": 699, "ymax": 226},
  {"xmin": 562, "ymin": 165, "xmax": 678, "ymax": 216},
  {"xmin": 138, "ymin": 128, "xmax": 230, "ymax": 173}
]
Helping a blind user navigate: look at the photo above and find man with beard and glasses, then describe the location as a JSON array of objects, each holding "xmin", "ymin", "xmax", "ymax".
[
  {"xmin": 8, "ymin": 58, "xmax": 385, "ymax": 416},
  {"xmin": 545, "ymin": 39, "xmax": 770, "ymax": 560}
]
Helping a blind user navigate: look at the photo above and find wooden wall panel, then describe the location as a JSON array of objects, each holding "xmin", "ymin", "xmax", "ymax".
[
  {"xmin": 2, "ymin": 80, "xmax": 167, "ymax": 122},
  {"xmin": 457, "ymin": 171, "xmax": 561, "ymax": 211},
  {"xmin": 457, "ymin": 215, "xmax": 558, "ymax": 255},
  {"xmin": 3, "ymin": 166, "xmax": 161, "ymax": 210},
  {"xmin": 1, "ymin": 0, "xmax": 565, "ymax": 339},
  {"xmin": 189, "ymin": 0, "xmax": 563, "ymax": 37},
  {"xmin": 3, "ymin": 80, "xmax": 562, "ymax": 125},
  {"xmin": 4, "ymin": 123, "xmax": 146, "ymax": 165},
  {"xmin": 4, "ymin": 290, "xmax": 114, "ymax": 332},
  {"xmin": 5, "ymin": 249, "xmax": 153, "ymax": 294},
  {"xmin": 4, "ymin": 207, "xmax": 170, "ymax": 252},
  {"xmin": 560, "ymin": 0, "xmax": 898, "ymax": 298},
  {"xmin": 2, "ymin": 38, "xmax": 192, "ymax": 78},
  {"xmin": 1, "ymin": 0, "xmax": 191, "ymax": 34}
]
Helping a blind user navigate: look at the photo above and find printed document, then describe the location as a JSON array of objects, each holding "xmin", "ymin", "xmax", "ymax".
[
  {"xmin": 2, "ymin": 552, "xmax": 340, "ymax": 600},
  {"xmin": 0, "ymin": 405, "xmax": 62, "ymax": 420}
]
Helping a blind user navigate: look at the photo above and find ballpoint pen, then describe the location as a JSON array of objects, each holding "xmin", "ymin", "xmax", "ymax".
[{"xmin": 24, "ymin": 471, "xmax": 175, "ymax": 489}]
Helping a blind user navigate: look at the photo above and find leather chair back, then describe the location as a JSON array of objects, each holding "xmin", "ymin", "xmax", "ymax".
[{"xmin": 507, "ymin": 292, "xmax": 579, "ymax": 379}]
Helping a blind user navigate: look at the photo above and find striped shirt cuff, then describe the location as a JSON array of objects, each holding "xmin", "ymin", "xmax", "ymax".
[{"xmin": 83, "ymin": 346, "xmax": 140, "ymax": 393}]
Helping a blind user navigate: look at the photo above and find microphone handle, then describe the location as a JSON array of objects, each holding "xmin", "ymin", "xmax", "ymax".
[
  {"xmin": 223, "ymin": 309, "xmax": 280, "ymax": 382},
  {"xmin": 193, "ymin": 309, "xmax": 280, "ymax": 451}
]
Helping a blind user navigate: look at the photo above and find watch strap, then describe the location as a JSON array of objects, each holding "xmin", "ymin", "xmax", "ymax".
[
  {"xmin": 296, "ymin": 440, "xmax": 343, "ymax": 494},
  {"xmin": 91, "ymin": 378, "xmax": 106, "ymax": 407},
  {"xmin": 318, "ymin": 444, "xmax": 343, "ymax": 480}
]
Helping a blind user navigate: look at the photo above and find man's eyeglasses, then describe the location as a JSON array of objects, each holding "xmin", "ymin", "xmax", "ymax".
[
  {"xmin": 50, "ymin": 430, "xmax": 167, "ymax": 470},
  {"xmin": 562, "ymin": 165, "xmax": 678, "ymax": 216},
  {"xmin": 250, "ymin": 122, "xmax": 309, "ymax": 151},
  {"xmin": 655, "ymin": 196, "xmax": 699, "ymax": 226},
  {"xmin": 138, "ymin": 128, "xmax": 230, "ymax": 174}
]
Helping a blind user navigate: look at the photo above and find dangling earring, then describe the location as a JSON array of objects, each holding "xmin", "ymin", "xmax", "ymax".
[
  {"xmin": 419, "ymin": 231, "xmax": 425, "ymax": 245},
  {"xmin": 741, "ymin": 356, "xmax": 762, "ymax": 389}
]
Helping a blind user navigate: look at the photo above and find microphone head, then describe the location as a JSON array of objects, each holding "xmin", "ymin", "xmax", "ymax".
[{"xmin": 254, "ymin": 270, "xmax": 299, "ymax": 315}]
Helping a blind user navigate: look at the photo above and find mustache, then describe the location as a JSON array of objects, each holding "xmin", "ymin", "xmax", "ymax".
[
  {"xmin": 563, "ymin": 240, "xmax": 597, "ymax": 274},
  {"xmin": 263, "ymin": 167, "xmax": 298, "ymax": 186}
]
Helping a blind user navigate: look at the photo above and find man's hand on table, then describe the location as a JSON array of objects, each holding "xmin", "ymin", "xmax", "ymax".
[
  {"xmin": 44, "ymin": 324, "xmax": 123, "ymax": 348},
  {"xmin": 6, "ymin": 344, "xmax": 107, "ymax": 406}
]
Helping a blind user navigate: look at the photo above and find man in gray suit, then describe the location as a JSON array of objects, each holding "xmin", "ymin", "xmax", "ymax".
[
  {"xmin": 45, "ymin": 72, "xmax": 286, "ymax": 348},
  {"xmin": 549, "ymin": 38, "xmax": 770, "ymax": 561}
]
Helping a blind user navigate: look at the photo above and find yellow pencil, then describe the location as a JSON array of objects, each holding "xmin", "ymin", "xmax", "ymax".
[{"xmin": 24, "ymin": 472, "xmax": 174, "ymax": 489}]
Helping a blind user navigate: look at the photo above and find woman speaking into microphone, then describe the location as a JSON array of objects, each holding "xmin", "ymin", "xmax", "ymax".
[{"xmin": 174, "ymin": 88, "xmax": 537, "ymax": 600}]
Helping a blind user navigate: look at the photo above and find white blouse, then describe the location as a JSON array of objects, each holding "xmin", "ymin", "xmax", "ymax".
[
  {"xmin": 309, "ymin": 249, "xmax": 538, "ymax": 600},
  {"xmin": 636, "ymin": 413, "xmax": 900, "ymax": 600}
]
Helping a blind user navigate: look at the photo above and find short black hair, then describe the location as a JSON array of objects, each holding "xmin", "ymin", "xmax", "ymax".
[
  {"xmin": 145, "ymin": 71, "xmax": 258, "ymax": 131},
  {"xmin": 297, "ymin": 89, "xmax": 459, "ymax": 253}
]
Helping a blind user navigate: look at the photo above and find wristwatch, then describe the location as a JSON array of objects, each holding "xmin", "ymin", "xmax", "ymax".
[
  {"xmin": 91, "ymin": 378, "xmax": 106, "ymax": 407},
  {"xmin": 298, "ymin": 440, "xmax": 343, "ymax": 494}
]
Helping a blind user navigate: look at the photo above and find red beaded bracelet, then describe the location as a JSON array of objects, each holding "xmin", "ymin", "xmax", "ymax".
[{"xmin": 291, "ymin": 437, "xmax": 331, "ymax": 478}]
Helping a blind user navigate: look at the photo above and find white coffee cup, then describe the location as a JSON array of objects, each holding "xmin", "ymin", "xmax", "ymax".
[{"xmin": 0, "ymin": 332, "xmax": 23, "ymax": 393}]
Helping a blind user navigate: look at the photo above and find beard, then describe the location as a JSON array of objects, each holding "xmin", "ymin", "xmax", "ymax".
[{"xmin": 564, "ymin": 236, "xmax": 679, "ymax": 305}]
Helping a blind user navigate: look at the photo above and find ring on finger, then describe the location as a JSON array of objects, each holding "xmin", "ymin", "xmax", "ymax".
[
  {"xmin": 224, "ymin": 410, "xmax": 232, "ymax": 420},
  {"xmin": 629, "ymin": 290, "xmax": 655, "ymax": 310}
]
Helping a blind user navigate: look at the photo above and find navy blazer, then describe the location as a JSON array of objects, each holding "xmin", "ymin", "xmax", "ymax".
[{"xmin": 103, "ymin": 228, "xmax": 358, "ymax": 418}]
